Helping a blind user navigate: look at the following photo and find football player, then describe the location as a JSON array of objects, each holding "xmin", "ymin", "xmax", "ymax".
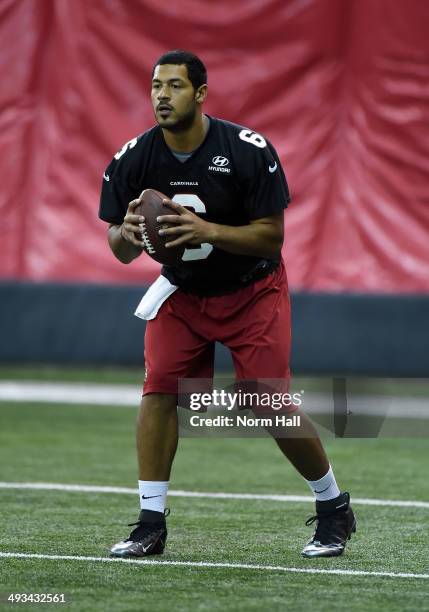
[{"xmin": 99, "ymin": 50, "xmax": 356, "ymax": 559}]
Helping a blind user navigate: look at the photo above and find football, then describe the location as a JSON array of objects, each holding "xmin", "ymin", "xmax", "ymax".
[{"xmin": 135, "ymin": 189, "xmax": 184, "ymax": 266}]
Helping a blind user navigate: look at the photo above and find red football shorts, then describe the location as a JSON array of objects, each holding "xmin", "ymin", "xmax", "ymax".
[{"xmin": 143, "ymin": 259, "xmax": 291, "ymax": 395}]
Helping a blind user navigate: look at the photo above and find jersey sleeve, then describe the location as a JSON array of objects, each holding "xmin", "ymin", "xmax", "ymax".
[
  {"xmin": 243, "ymin": 141, "xmax": 291, "ymax": 220},
  {"xmin": 98, "ymin": 137, "xmax": 142, "ymax": 225}
]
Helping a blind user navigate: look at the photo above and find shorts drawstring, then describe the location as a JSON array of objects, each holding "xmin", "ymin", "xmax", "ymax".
[{"xmin": 200, "ymin": 296, "xmax": 207, "ymax": 314}]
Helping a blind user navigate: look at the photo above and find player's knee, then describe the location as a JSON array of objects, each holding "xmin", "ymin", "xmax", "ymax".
[{"xmin": 141, "ymin": 392, "xmax": 177, "ymax": 411}]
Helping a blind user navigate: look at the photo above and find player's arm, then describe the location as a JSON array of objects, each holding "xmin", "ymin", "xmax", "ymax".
[
  {"xmin": 157, "ymin": 201, "xmax": 284, "ymax": 259},
  {"xmin": 99, "ymin": 135, "xmax": 146, "ymax": 264},
  {"xmin": 207, "ymin": 213, "xmax": 284, "ymax": 258},
  {"xmin": 107, "ymin": 199, "xmax": 145, "ymax": 264}
]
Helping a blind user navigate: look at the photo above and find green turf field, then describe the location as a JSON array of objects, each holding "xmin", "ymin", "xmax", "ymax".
[{"xmin": 0, "ymin": 369, "xmax": 428, "ymax": 611}]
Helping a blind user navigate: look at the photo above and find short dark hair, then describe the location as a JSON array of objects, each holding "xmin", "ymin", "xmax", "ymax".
[{"xmin": 152, "ymin": 50, "xmax": 207, "ymax": 90}]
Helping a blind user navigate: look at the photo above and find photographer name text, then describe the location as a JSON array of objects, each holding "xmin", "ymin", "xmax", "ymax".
[{"xmin": 189, "ymin": 414, "xmax": 301, "ymax": 428}]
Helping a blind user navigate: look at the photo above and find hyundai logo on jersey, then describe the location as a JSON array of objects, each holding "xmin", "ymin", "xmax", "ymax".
[
  {"xmin": 209, "ymin": 155, "xmax": 231, "ymax": 173},
  {"xmin": 212, "ymin": 156, "xmax": 229, "ymax": 167}
]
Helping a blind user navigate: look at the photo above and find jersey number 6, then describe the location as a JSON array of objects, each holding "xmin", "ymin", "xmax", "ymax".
[
  {"xmin": 238, "ymin": 129, "xmax": 267, "ymax": 148},
  {"xmin": 172, "ymin": 194, "xmax": 213, "ymax": 261}
]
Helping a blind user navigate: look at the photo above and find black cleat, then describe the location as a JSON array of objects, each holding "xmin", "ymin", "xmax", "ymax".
[
  {"xmin": 110, "ymin": 509, "xmax": 169, "ymax": 558},
  {"xmin": 302, "ymin": 492, "xmax": 356, "ymax": 558}
]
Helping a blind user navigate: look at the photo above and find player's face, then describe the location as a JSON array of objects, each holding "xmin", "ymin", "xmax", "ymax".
[{"xmin": 151, "ymin": 64, "xmax": 204, "ymax": 132}]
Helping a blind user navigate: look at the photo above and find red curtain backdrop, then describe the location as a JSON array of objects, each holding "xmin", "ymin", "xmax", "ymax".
[{"xmin": 1, "ymin": 0, "xmax": 428, "ymax": 292}]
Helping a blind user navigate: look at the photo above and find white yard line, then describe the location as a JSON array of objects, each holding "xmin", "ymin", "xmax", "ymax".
[
  {"xmin": 0, "ymin": 552, "xmax": 427, "ymax": 580},
  {"xmin": 0, "ymin": 381, "xmax": 141, "ymax": 406},
  {"xmin": 1, "ymin": 482, "xmax": 428, "ymax": 509}
]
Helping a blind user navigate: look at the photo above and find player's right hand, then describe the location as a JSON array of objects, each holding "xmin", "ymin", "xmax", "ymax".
[{"xmin": 120, "ymin": 198, "xmax": 145, "ymax": 248}]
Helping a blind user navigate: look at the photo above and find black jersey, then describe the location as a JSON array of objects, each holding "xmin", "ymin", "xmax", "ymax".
[{"xmin": 99, "ymin": 116, "xmax": 290, "ymax": 295}]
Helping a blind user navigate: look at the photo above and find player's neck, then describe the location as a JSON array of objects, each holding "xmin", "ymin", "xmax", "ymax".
[{"xmin": 162, "ymin": 113, "xmax": 209, "ymax": 153}]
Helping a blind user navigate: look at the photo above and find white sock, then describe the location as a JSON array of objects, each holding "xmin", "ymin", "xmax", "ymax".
[
  {"xmin": 306, "ymin": 465, "xmax": 340, "ymax": 502},
  {"xmin": 138, "ymin": 480, "xmax": 169, "ymax": 513}
]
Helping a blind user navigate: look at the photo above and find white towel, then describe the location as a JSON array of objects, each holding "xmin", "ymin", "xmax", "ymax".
[{"xmin": 134, "ymin": 275, "xmax": 178, "ymax": 321}]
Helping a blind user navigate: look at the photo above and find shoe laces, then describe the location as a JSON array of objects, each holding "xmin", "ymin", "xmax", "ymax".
[
  {"xmin": 126, "ymin": 522, "xmax": 156, "ymax": 542},
  {"xmin": 126, "ymin": 508, "xmax": 170, "ymax": 542},
  {"xmin": 305, "ymin": 510, "xmax": 346, "ymax": 543}
]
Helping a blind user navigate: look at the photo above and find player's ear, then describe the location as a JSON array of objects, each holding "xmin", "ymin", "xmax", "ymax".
[{"xmin": 195, "ymin": 84, "xmax": 207, "ymax": 104}]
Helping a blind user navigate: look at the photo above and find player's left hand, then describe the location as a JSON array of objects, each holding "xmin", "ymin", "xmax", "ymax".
[{"xmin": 157, "ymin": 199, "xmax": 215, "ymax": 247}]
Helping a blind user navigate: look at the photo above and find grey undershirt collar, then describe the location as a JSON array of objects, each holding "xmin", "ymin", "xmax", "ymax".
[{"xmin": 170, "ymin": 150, "xmax": 194, "ymax": 163}]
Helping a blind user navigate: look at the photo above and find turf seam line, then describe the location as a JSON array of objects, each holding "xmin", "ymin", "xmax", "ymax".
[
  {"xmin": 0, "ymin": 552, "xmax": 428, "ymax": 580},
  {"xmin": 0, "ymin": 482, "xmax": 428, "ymax": 509}
]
